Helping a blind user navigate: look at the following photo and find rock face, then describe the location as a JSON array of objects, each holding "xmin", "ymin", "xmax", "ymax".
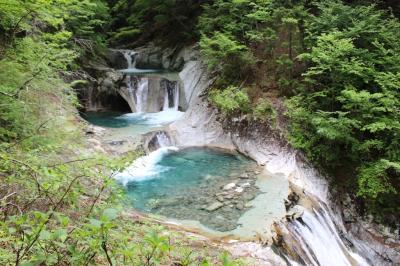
[
  {"xmin": 107, "ymin": 45, "xmax": 196, "ymax": 71},
  {"xmin": 75, "ymin": 65, "xmax": 130, "ymax": 112}
]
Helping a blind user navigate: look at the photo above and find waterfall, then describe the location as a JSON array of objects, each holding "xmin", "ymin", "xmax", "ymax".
[
  {"xmin": 125, "ymin": 75, "xmax": 136, "ymax": 111},
  {"xmin": 123, "ymin": 50, "xmax": 137, "ymax": 69},
  {"xmin": 136, "ymin": 78, "xmax": 149, "ymax": 113},
  {"xmin": 156, "ymin": 132, "xmax": 173, "ymax": 147},
  {"xmin": 115, "ymin": 146, "xmax": 179, "ymax": 185},
  {"xmin": 120, "ymin": 50, "xmax": 182, "ymax": 114},
  {"xmin": 174, "ymin": 84, "xmax": 180, "ymax": 111},
  {"xmin": 162, "ymin": 80, "xmax": 179, "ymax": 111},
  {"xmin": 286, "ymin": 203, "xmax": 370, "ymax": 266}
]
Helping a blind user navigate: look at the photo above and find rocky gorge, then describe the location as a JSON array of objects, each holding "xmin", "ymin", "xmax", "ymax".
[{"xmin": 78, "ymin": 45, "xmax": 400, "ymax": 266}]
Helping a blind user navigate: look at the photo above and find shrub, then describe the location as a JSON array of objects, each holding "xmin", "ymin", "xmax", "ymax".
[
  {"xmin": 209, "ymin": 86, "xmax": 250, "ymax": 115},
  {"xmin": 253, "ymin": 98, "xmax": 277, "ymax": 124}
]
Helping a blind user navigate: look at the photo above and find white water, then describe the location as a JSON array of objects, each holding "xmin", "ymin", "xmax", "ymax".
[
  {"xmin": 115, "ymin": 146, "xmax": 179, "ymax": 185},
  {"xmin": 174, "ymin": 84, "xmax": 180, "ymax": 111},
  {"xmin": 156, "ymin": 132, "xmax": 173, "ymax": 147},
  {"xmin": 262, "ymin": 154, "xmax": 372, "ymax": 265},
  {"xmin": 123, "ymin": 50, "xmax": 136, "ymax": 68},
  {"xmin": 136, "ymin": 78, "xmax": 149, "ymax": 112},
  {"xmin": 120, "ymin": 109, "xmax": 184, "ymax": 126},
  {"xmin": 289, "ymin": 203, "xmax": 370, "ymax": 266},
  {"xmin": 163, "ymin": 82, "xmax": 180, "ymax": 111}
]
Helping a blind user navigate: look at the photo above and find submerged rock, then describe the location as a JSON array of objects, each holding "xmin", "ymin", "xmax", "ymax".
[
  {"xmin": 206, "ymin": 202, "xmax": 224, "ymax": 212},
  {"xmin": 223, "ymin": 183, "xmax": 236, "ymax": 190},
  {"xmin": 236, "ymin": 202, "xmax": 245, "ymax": 210},
  {"xmin": 235, "ymin": 187, "xmax": 244, "ymax": 193},
  {"xmin": 239, "ymin": 173, "xmax": 249, "ymax": 179}
]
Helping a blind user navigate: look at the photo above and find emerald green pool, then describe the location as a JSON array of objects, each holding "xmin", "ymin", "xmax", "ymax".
[{"xmin": 116, "ymin": 147, "xmax": 262, "ymax": 232}]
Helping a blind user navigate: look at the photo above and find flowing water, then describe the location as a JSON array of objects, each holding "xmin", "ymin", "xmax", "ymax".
[
  {"xmin": 136, "ymin": 78, "xmax": 149, "ymax": 112},
  {"xmin": 284, "ymin": 202, "xmax": 370, "ymax": 266},
  {"xmin": 120, "ymin": 50, "xmax": 181, "ymax": 113}
]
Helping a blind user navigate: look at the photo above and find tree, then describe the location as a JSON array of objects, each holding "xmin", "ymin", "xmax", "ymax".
[{"xmin": 287, "ymin": 1, "xmax": 400, "ymax": 223}]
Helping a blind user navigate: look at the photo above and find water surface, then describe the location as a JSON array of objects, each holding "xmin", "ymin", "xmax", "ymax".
[{"xmin": 117, "ymin": 147, "xmax": 262, "ymax": 231}]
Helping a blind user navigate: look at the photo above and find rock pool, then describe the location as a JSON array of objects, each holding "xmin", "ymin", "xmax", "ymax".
[{"xmin": 116, "ymin": 147, "xmax": 288, "ymax": 236}]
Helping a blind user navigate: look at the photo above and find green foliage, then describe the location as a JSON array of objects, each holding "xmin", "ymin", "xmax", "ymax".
[
  {"xmin": 200, "ymin": 32, "xmax": 255, "ymax": 85},
  {"xmin": 253, "ymin": 98, "xmax": 277, "ymax": 124},
  {"xmin": 0, "ymin": 2, "xmax": 245, "ymax": 264},
  {"xmin": 286, "ymin": 1, "xmax": 400, "ymax": 223},
  {"xmin": 199, "ymin": 0, "xmax": 307, "ymax": 87},
  {"xmin": 108, "ymin": 0, "xmax": 204, "ymax": 46},
  {"xmin": 210, "ymin": 87, "xmax": 251, "ymax": 115}
]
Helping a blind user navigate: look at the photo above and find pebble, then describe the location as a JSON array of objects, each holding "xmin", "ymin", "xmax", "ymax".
[
  {"xmin": 206, "ymin": 202, "xmax": 223, "ymax": 212},
  {"xmin": 224, "ymin": 194, "xmax": 234, "ymax": 199},
  {"xmin": 223, "ymin": 183, "xmax": 236, "ymax": 190},
  {"xmin": 236, "ymin": 202, "xmax": 244, "ymax": 210},
  {"xmin": 244, "ymin": 202, "xmax": 253, "ymax": 208},
  {"xmin": 239, "ymin": 173, "xmax": 249, "ymax": 179},
  {"xmin": 235, "ymin": 187, "xmax": 244, "ymax": 193},
  {"xmin": 216, "ymin": 196, "xmax": 224, "ymax": 202}
]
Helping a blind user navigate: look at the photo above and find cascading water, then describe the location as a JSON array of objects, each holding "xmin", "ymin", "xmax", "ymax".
[
  {"xmin": 123, "ymin": 50, "xmax": 137, "ymax": 68},
  {"xmin": 122, "ymin": 50, "xmax": 151, "ymax": 113},
  {"xmin": 156, "ymin": 132, "xmax": 172, "ymax": 147},
  {"xmin": 286, "ymin": 203, "xmax": 370, "ymax": 266},
  {"xmin": 121, "ymin": 51, "xmax": 182, "ymax": 114},
  {"xmin": 136, "ymin": 78, "xmax": 149, "ymax": 112},
  {"xmin": 162, "ymin": 80, "xmax": 179, "ymax": 111}
]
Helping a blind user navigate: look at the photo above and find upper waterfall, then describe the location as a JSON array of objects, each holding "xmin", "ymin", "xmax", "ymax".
[
  {"xmin": 119, "ymin": 50, "xmax": 183, "ymax": 114},
  {"xmin": 123, "ymin": 50, "xmax": 137, "ymax": 69},
  {"xmin": 136, "ymin": 78, "xmax": 149, "ymax": 113}
]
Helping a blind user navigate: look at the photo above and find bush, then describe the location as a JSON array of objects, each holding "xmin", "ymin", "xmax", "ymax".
[
  {"xmin": 209, "ymin": 87, "xmax": 250, "ymax": 115},
  {"xmin": 253, "ymin": 98, "xmax": 277, "ymax": 124}
]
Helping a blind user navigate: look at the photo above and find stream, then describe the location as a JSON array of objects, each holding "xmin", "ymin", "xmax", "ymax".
[{"xmin": 79, "ymin": 49, "xmax": 384, "ymax": 265}]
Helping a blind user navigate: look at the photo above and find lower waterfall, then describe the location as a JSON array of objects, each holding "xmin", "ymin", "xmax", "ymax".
[
  {"xmin": 136, "ymin": 78, "xmax": 148, "ymax": 112},
  {"xmin": 162, "ymin": 80, "xmax": 179, "ymax": 111},
  {"xmin": 285, "ymin": 203, "xmax": 370, "ymax": 266}
]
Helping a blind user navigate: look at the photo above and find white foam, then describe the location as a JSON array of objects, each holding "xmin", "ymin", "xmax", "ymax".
[
  {"xmin": 115, "ymin": 146, "xmax": 179, "ymax": 185},
  {"xmin": 119, "ymin": 110, "xmax": 184, "ymax": 127},
  {"xmin": 291, "ymin": 205, "xmax": 370, "ymax": 266}
]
